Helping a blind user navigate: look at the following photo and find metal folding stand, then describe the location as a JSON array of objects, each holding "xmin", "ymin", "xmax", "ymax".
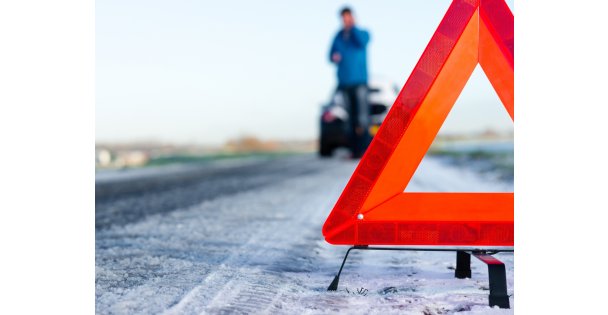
[{"xmin": 327, "ymin": 246, "xmax": 512, "ymax": 309}]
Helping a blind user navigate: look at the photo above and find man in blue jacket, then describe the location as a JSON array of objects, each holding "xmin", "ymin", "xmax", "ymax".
[{"xmin": 329, "ymin": 7, "xmax": 371, "ymax": 158}]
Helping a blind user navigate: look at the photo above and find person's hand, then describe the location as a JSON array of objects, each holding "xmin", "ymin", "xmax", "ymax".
[{"xmin": 332, "ymin": 52, "xmax": 341, "ymax": 63}]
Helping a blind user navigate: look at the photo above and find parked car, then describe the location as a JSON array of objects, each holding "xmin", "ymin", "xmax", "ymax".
[{"xmin": 319, "ymin": 78, "xmax": 400, "ymax": 157}]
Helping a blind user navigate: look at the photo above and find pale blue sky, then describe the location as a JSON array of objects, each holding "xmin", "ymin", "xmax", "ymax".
[{"xmin": 96, "ymin": 0, "xmax": 514, "ymax": 145}]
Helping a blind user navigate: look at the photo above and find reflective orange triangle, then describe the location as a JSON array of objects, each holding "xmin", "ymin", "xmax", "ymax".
[{"xmin": 323, "ymin": 0, "xmax": 514, "ymax": 246}]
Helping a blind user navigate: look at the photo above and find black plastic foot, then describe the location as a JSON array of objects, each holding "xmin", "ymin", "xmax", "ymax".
[
  {"xmin": 327, "ymin": 275, "xmax": 340, "ymax": 291},
  {"xmin": 489, "ymin": 294, "xmax": 510, "ymax": 309},
  {"xmin": 473, "ymin": 253, "xmax": 510, "ymax": 309},
  {"xmin": 455, "ymin": 251, "xmax": 471, "ymax": 279}
]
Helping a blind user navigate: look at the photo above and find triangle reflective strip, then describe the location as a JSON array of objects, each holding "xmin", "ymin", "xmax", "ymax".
[{"xmin": 323, "ymin": 0, "xmax": 514, "ymax": 246}]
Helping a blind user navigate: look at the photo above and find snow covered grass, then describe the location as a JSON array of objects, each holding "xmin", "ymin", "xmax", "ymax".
[
  {"xmin": 96, "ymin": 156, "xmax": 513, "ymax": 314},
  {"xmin": 429, "ymin": 140, "xmax": 514, "ymax": 184}
]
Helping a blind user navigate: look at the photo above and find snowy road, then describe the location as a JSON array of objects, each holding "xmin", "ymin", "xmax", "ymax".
[{"xmin": 96, "ymin": 154, "xmax": 513, "ymax": 315}]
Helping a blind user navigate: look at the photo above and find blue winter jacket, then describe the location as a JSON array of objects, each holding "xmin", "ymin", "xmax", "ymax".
[{"xmin": 329, "ymin": 27, "xmax": 371, "ymax": 87}]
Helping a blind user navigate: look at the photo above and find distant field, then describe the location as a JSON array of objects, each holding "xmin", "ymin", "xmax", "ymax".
[
  {"xmin": 95, "ymin": 151, "xmax": 307, "ymax": 173},
  {"xmin": 145, "ymin": 151, "xmax": 303, "ymax": 167},
  {"xmin": 96, "ymin": 140, "xmax": 514, "ymax": 184}
]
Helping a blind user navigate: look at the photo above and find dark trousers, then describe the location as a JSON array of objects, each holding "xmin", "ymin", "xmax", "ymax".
[{"xmin": 338, "ymin": 84, "xmax": 371, "ymax": 158}]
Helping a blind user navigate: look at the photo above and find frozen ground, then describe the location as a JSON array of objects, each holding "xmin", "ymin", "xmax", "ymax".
[{"xmin": 96, "ymin": 154, "xmax": 513, "ymax": 314}]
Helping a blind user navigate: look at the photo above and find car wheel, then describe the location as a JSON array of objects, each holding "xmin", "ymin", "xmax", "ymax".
[{"xmin": 319, "ymin": 139, "xmax": 333, "ymax": 157}]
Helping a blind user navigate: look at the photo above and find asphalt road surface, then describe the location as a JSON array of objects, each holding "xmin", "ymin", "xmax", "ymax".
[
  {"xmin": 96, "ymin": 156, "xmax": 325, "ymax": 230},
  {"xmin": 95, "ymin": 154, "xmax": 514, "ymax": 315}
]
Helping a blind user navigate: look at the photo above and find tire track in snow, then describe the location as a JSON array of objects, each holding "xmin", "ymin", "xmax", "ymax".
[{"xmin": 161, "ymin": 159, "xmax": 353, "ymax": 314}]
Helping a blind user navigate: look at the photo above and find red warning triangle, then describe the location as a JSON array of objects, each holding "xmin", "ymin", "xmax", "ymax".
[{"xmin": 323, "ymin": 0, "xmax": 514, "ymax": 246}]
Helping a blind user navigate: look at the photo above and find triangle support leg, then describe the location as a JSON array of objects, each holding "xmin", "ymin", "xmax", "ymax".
[
  {"xmin": 455, "ymin": 250, "xmax": 472, "ymax": 279},
  {"xmin": 473, "ymin": 252, "xmax": 510, "ymax": 309},
  {"xmin": 327, "ymin": 246, "xmax": 361, "ymax": 291}
]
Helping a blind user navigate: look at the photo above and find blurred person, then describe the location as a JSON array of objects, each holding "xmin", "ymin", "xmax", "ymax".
[{"xmin": 328, "ymin": 6, "xmax": 371, "ymax": 158}]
